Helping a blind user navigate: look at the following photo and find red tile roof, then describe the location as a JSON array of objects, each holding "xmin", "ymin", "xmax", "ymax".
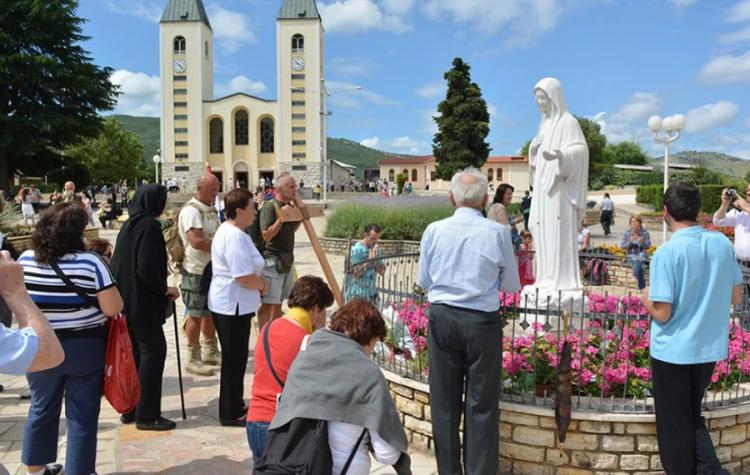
[{"xmin": 378, "ymin": 155, "xmax": 528, "ymax": 166}]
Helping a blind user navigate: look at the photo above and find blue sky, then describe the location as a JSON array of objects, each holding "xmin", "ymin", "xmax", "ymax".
[{"xmin": 79, "ymin": 0, "xmax": 750, "ymax": 159}]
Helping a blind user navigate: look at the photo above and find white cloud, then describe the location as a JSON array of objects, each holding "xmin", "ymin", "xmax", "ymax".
[
  {"xmin": 326, "ymin": 80, "xmax": 397, "ymax": 108},
  {"xmin": 727, "ymin": 0, "xmax": 750, "ymax": 23},
  {"xmin": 685, "ymin": 101, "xmax": 740, "ymax": 133},
  {"xmin": 415, "ymin": 82, "xmax": 444, "ymax": 99},
  {"xmin": 104, "ymin": 0, "xmax": 161, "ymax": 22},
  {"xmin": 384, "ymin": 136, "xmax": 428, "ymax": 155},
  {"xmin": 360, "ymin": 137, "xmax": 380, "ymax": 149},
  {"xmin": 593, "ymin": 93, "xmax": 662, "ymax": 143},
  {"xmin": 328, "ymin": 57, "xmax": 381, "ymax": 77},
  {"xmin": 746, "ymin": 115, "xmax": 750, "ymax": 128},
  {"xmin": 381, "ymin": 0, "xmax": 416, "ymax": 15},
  {"xmin": 209, "ymin": 7, "xmax": 257, "ymax": 53},
  {"xmin": 110, "ymin": 69, "xmax": 161, "ymax": 116},
  {"xmin": 698, "ymin": 51, "xmax": 750, "ymax": 84},
  {"xmin": 668, "ymin": 0, "xmax": 699, "ymax": 6},
  {"xmin": 319, "ymin": 0, "xmax": 413, "ymax": 34},
  {"xmin": 422, "ymin": 0, "xmax": 574, "ymax": 44},
  {"xmin": 718, "ymin": 25, "xmax": 750, "ymax": 44},
  {"xmin": 215, "ymin": 76, "xmax": 268, "ymax": 97}
]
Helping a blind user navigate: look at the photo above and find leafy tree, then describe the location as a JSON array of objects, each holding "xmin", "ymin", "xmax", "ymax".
[
  {"xmin": 65, "ymin": 118, "xmax": 142, "ymax": 185},
  {"xmin": 745, "ymin": 170, "xmax": 750, "ymax": 184},
  {"xmin": 432, "ymin": 58, "xmax": 491, "ymax": 180},
  {"xmin": 519, "ymin": 140, "xmax": 531, "ymax": 158},
  {"xmin": 0, "ymin": 0, "xmax": 118, "ymax": 188},
  {"xmin": 603, "ymin": 141, "xmax": 648, "ymax": 166}
]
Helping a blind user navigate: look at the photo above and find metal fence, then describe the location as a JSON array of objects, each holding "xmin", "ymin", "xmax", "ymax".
[{"xmin": 344, "ymin": 249, "xmax": 750, "ymax": 414}]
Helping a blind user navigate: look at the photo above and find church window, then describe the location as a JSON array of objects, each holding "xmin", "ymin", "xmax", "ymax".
[
  {"xmin": 174, "ymin": 36, "xmax": 186, "ymax": 54},
  {"xmin": 291, "ymin": 74, "xmax": 305, "ymax": 80},
  {"xmin": 292, "ymin": 140, "xmax": 306, "ymax": 146},
  {"xmin": 497, "ymin": 168, "xmax": 503, "ymax": 181},
  {"xmin": 205, "ymin": 41, "xmax": 209, "ymax": 58},
  {"xmin": 388, "ymin": 169, "xmax": 395, "ymax": 181},
  {"xmin": 292, "ymin": 100, "xmax": 306, "ymax": 106},
  {"xmin": 174, "ymin": 114, "xmax": 188, "ymax": 120},
  {"xmin": 175, "ymin": 141, "xmax": 188, "ymax": 147},
  {"xmin": 235, "ymin": 110, "xmax": 249, "ymax": 145},
  {"xmin": 292, "ymin": 113, "xmax": 306, "ymax": 120},
  {"xmin": 293, "ymin": 153, "xmax": 306, "ymax": 159},
  {"xmin": 174, "ymin": 75, "xmax": 186, "ymax": 81},
  {"xmin": 175, "ymin": 127, "xmax": 188, "ymax": 133},
  {"xmin": 412, "ymin": 169, "xmax": 418, "ymax": 182},
  {"xmin": 488, "ymin": 168, "xmax": 494, "ymax": 182},
  {"xmin": 260, "ymin": 118, "xmax": 274, "ymax": 153},
  {"xmin": 174, "ymin": 89, "xmax": 187, "ymax": 95},
  {"xmin": 174, "ymin": 101, "xmax": 187, "ymax": 107},
  {"xmin": 292, "ymin": 34, "xmax": 304, "ymax": 53},
  {"xmin": 430, "ymin": 171, "xmax": 436, "ymax": 182},
  {"xmin": 292, "ymin": 127, "xmax": 305, "ymax": 133},
  {"xmin": 210, "ymin": 118, "xmax": 223, "ymax": 153},
  {"xmin": 175, "ymin": 153, "xmax": 189, "ymax": 159}
]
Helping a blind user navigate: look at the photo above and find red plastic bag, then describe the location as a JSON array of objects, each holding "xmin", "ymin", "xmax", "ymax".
[{"xmin": 103, "ymin": 314, "xmax": 140, "ymax": 414}]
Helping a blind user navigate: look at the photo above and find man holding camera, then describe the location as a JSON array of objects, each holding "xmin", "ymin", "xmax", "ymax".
[{"xmin": 713, "ymin": 184, "xmax": 750, "ymax": 266}]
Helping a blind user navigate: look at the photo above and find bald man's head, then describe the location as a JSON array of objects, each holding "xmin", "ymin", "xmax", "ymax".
[
  {"xmin": 196, "ymin": 173, "xmax": 219, "ymax": 205},
  {"xmin": 275, "ymin": 175, "xmax": 297, "ymax": 202},
  {"xmin": 64, "ymin": 181, "xmax": 75, "ymax": 192}
]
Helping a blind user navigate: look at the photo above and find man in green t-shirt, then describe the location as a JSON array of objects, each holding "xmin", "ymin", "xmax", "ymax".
[{"xmin": 257, "ymin": 174, "xmax": 303, "ymax": 329}]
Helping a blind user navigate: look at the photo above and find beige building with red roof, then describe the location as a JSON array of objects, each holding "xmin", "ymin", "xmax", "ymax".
[{"xmin": 378, "ymin": 155, "xmax": 530, "ymax": 193}]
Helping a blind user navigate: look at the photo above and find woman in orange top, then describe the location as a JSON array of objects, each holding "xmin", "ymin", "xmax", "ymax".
[{"xmin": 246, "ymin": 276, "xmax": 334, "ymax": 464}]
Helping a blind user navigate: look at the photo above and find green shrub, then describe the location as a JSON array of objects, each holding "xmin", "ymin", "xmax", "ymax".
[
  {"xmin": 325, "ymin": 198, "xmax": 454, "ymax": 241},
  {"xmin": 636, "ymin": 183, "xmax": 743, "ymax": 214},
  {"xmin": 636, "ymin": 185, "xmax": 664, "ymax": 211},
  {"xmin": 396, "ymin": 173, "xmax": 407, "ymax": 195}
]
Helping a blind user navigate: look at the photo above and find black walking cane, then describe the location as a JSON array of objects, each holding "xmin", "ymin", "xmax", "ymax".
[{"xmin": 172, "ymin": 301, "xmax": 187, "ymax": 420}]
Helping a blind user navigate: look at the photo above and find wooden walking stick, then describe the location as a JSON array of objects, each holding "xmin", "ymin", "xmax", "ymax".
[
  {"xmin": 171, "ymin": 301, "xmax": 187, "ymax": 420},
  {"xmin": 278, "ymin": 197, "xmax": 343, "ymax": 306}
]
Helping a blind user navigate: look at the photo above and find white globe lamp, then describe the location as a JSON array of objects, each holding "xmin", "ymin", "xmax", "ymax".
[{"xmin": 648, "ymin": 115, "xmax": 663, "ymax": 132}]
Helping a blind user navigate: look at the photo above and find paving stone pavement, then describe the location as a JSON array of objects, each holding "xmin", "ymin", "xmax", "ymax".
[{"xmin": 0, "ymin": 210, "xmax": 438, "ymax": 474}]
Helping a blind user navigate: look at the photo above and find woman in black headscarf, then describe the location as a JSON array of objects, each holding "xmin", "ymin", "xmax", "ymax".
[{"xmin": 110, "ymin": 184, "xmax": 180, "ymax": 431}]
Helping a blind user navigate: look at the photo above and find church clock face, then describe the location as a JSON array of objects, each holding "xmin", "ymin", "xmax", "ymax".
[
  {"xmin": 291, "ymin": 56, "xmax": 305, "ymax": 71},
  {"xmin": 173, "ymin": 59, "xmax": 187, "ymax": 73}
]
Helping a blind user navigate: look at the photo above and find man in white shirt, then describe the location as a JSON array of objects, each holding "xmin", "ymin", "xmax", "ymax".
[
  {"xmin": 179, "ymin": 173, "xmax": 222, "ymax": 376},
  {"xmin": 418, "ymin": 168, "xmax": 521, "ymax": 475},
  {"xmin": 714, "ymin": 184, "xmax": 750, "ymax": 265},
  {"xmin": 599, "ymin": 192, "xmax": 615, "ymax": 236}
]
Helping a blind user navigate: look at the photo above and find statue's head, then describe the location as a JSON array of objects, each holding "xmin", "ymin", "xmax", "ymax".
[{"xmin": 534, "ymin": 77, "xmax": 568, "ymax": 119}]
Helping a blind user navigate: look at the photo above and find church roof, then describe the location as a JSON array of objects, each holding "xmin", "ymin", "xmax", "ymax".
[
  {"xmin": 161, "ymin": 0, "xmax": 212, "ymax": 30},
  {"xmin": 277, "ymin": 0, "xmax": 321, "ymax": 20}
]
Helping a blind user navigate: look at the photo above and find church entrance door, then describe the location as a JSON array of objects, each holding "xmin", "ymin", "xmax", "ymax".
[{"xmin": 235, "ymin": 172, "xmax": 248, "ymax": 189}]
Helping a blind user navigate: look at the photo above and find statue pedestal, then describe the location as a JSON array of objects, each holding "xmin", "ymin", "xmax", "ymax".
[{"xmin": 519, "ymin": 286, "xmax": 588, "ymax": 316}]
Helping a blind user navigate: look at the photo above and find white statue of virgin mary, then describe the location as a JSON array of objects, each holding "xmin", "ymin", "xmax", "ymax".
[{"xmin": 522, "ymin": 77, "xmax": 589, "ymax": 305}]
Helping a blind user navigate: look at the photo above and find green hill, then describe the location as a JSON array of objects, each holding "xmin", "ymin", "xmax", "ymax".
[
  {"xmin": 110, "ymin": 115, "xmax": 392, "ymax": 176},
  {"xmin": 110, "ymin": 114, "xmax": 160, "ymax": 164},
  {"xmin": 650, "ymin": 150, "xmax": 750, "ymax": 178}
]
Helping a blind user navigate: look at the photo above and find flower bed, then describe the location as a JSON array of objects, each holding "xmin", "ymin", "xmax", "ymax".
[{"xmin": 381, "ymin": 292, "xmax": 750, "ymax": 399}]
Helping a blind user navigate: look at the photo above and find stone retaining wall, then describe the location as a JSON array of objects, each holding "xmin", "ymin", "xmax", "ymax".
[
  {"xmin": 7, "ymin": 227, "xmax": 100, "ymax": 253},
  {"xmin": 320, "ymin": 237, "xmax": 420, "ymax": 257},
  {"xmin": 384, "ymin": 370, "xmax": 750, "ymax": 474}
]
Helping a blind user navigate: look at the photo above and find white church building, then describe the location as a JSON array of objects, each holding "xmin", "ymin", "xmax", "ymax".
[{"xmin": 159, "ymin": 0, "xmax": 324, "ymax": 191}]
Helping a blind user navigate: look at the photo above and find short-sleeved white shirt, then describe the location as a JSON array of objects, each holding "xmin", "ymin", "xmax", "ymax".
[
  {"xmin": 178, "ymin": 198, "xmax": 220, "ymax": 275},
  {"xmin": 208, "ymin": 222, "xmax": 265, "ymax": 315}
]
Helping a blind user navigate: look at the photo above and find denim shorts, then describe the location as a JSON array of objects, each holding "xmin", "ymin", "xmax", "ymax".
[{"xmin": 246, "ymin": 421, "xmax": 270, "ymax": 464}]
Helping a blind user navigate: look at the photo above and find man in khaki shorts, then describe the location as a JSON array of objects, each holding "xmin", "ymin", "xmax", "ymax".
[
  {"xmin": 179, "ymin": 173, "xmax": 221, "ymax": 376},
  {"xmin": 257, "ymin": 175, "xmax": 303, "ymax": 329}
]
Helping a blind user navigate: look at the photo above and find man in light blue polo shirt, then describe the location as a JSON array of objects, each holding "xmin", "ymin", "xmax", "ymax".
[
  {"xmin": 0, "ymin": 251, "xmax": 64, "ymax": 376},
  {"xmin": 642, "ymin": 182, "xmax": 743, "ymax": 475},
  {"xmin": 418, "ymin": 168, "xmax": 520, "ymax": 475}
]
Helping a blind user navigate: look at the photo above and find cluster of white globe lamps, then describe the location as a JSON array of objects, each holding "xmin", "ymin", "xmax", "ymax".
[{"xmin": 647, "ymin": 113, "xmax": 687, "ymax": 242}]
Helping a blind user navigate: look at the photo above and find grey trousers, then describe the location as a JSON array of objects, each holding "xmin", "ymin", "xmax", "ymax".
[{"xmin": 427, "ymin": 303, "xmax": 501, "ymax": 475}]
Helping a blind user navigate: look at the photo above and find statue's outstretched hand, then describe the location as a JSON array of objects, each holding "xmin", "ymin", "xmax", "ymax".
[
  {"xmin": 531, "ymin": 135, "xmax": 544, "ymax": 152},
  {"xmin": 542, "ymin": 149, "xmax": 563, "ymax": 161}
]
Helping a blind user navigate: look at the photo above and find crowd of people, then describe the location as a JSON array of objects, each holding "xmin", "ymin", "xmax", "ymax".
[{"xmin": 1, "ymin": 167, "xmax": 749, "ymax": 474}]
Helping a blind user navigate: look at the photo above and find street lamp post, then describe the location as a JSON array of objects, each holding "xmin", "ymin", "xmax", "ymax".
[
  {"xmin": 152, "ymin": 153, "xmax": 161, "ymax": 185},
  {"xmin": 648, "ymin": 113, "xmax": 686, "ymax": 243},
  {"xmin": 292, "ymin": 83, "xmax": 361, "ymax": 203}
]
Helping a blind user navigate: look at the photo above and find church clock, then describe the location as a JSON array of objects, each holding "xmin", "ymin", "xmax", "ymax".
[
  {"xmin": 173, "ymin": 58, "xmax": 187, "ymax": 73},
  {"xmin": 291, "ymin": 56, "xmax": 305, "ymax": 71}
]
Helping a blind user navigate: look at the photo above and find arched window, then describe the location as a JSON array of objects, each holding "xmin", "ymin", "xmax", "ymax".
[
  {"xmin": 205, "ymin": 41, "xmax": 209, "ymax": 58},
  {"xmin": 497, "ymin": 168, "xmax": 503, "ymax": 181},
  {"xmin": 411, "ymin": 169, "xmax": 418, "ymax": 182},
  {"xmin": 388, "ymin": 169, "xmax": 395, "ymax": 181},
  {"xmin": 292, "ymin": 34, "xmax": 304, "ymax": 53},
  {"xmin": 235, "ymin": 110, "xmax": 248, "ymax": 145},
  {"xmin": 209, "ymin": 118, "xmax": 223, "ymax": 153},
  {"xmin": 173, "ymin": 36, "xmax": 186, "ymax": 54},
  {"xmin": 260, "ymin": 117, "xmax": 274, "ymax": 153},
  {"xmin": 488, "ymin": 168, "xmax": 494, "ymax": 182}
]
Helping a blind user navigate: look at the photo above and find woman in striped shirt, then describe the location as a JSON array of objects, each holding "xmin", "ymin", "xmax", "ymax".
[{"xmin": 19, "ymin": 203, "xmax": 123, "ymax": 475}]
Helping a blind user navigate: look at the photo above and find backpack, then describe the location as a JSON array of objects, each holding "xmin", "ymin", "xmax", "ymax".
[{"xmin": 163, "ymin": 202, "xmax": 203, "ymax": 269}]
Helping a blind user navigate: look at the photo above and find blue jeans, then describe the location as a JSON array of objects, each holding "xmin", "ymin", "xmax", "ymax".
[
  {"xmin": 22, "ymin": 329, "xmax": 106, "ymax": 475},
  {"xmin": 247, "ymin": 421, "xmax": 270, "ymax": 465},
  {"xmin": 626, "ymin": 253, "xmax": 648, "ymax": 290}
]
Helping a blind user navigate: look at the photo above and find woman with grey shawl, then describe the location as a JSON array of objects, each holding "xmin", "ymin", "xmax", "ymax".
[{"xmin": 269, "ymin": 299, "xmax": 412, "ymax": 474}]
